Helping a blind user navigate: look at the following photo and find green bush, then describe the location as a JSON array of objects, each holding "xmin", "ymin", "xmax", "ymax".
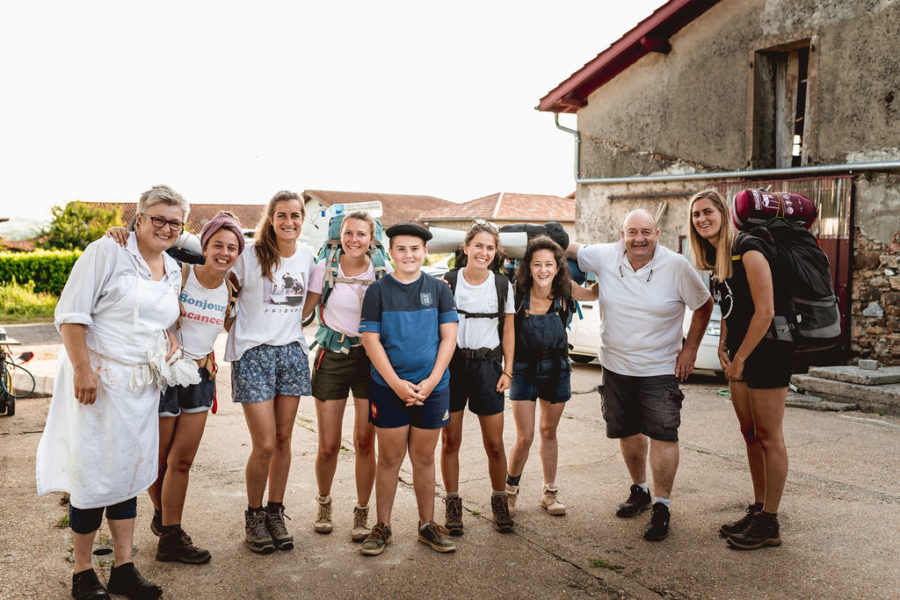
[
  {"xmin": 0, "ymin": 278, "xmax": 57, "ymax": 320},
  {"xmin": 0, "ymin": 249, "xmax": 81, "ymax": 295}
]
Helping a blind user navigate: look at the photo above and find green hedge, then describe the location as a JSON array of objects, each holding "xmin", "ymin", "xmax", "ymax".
[{"xmin": 0, "ymin": 249, "xmax": 81, "ymax": 295}]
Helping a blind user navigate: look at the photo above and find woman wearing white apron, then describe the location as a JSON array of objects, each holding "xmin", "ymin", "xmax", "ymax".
[{"xmin": 36, "ymin": 185, "xmax": 187, "ymax": 600}]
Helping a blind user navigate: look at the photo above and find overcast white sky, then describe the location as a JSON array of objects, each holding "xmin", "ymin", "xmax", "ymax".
[{"xmin": 0, "ymin": 0, "xmax": 663, "ymax": 221}]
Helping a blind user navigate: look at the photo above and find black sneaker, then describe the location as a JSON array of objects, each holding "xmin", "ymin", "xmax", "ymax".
[
  {"xmin": 444, "ymin": 496, "xmax": 463, "ymax": 536},
  {"xmin": 72, "ymin": 569, "xmax": 109, "ymax": 600},
  {"xmin": 719, "ymin": 502, "xmax": 763, "ymax": 538},
  {"xmin": 616, "ymin": 484, "xmax": 652, "ymax": 518},
  {"xmin": 156, "ymin": 526, "xmax": 212, "ymax": 564},
  {"xmin": 106, "ymin": 562, "xmax": 162, "ymax": 600},
  {"xmin": 727, "ymin": 511, "xmax": 781, "ymax": 550},
  {"xmin": 643, "ymin": 502, "xmax": 670, "ymax": 541},
  {"xmin": 150, "ymin": 509, "xmax": 162, "ymax": 537}
]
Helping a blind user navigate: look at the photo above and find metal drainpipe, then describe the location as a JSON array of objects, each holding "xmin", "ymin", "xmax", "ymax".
[{"xmin": 552, "ymin": 114, "xmax": 900, "ymax": 183}]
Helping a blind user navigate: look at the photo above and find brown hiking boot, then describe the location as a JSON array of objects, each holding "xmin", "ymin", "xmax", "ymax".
[
  {"xmin": 727, "ymin": 511, "xmax": 781, "ymax": 550},
  {"xmin": 351, "ymin": 504, "xmax": 369, "ymax": 543},
  {"xmin": 719, "ymin": 502, "xmax": 763, "ymax": 538},
  {"xmin": 156, "ymin": 526, "xmax": 212, "ymax": 564},
  {"xmin": 266, "ymin": 504, "xmax": 294, "ymax": 550},
  {"xmin": 491, "ymin": 494, "xmax": 514, "ymax": 533},
  {"xmin": 444, "ymin": 495, "xmax": 463, "ymax": 536}
]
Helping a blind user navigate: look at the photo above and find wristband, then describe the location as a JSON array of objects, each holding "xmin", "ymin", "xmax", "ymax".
[{"xmin": 502, "ymin": 371, "xmax": 512, "ymax": 378}]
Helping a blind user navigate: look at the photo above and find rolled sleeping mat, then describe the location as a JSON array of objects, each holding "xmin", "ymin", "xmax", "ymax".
[
  {"xmin": 731, "ymin": 189, "xmax": 817, "ymax": 231},
  {"xmin": 167, "ymin": 230, "xmax": 204, "ymax": 265},
  {"xmin": 427, "ymin": 227, "xmax": 530, "ymax": 258}
]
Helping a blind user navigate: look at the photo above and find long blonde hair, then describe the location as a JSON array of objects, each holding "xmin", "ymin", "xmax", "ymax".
[
  {"xmin": 688, "ymin": 189, "xmax": 734, "ymax": 281},
  {"xmin": 255, "ymin": 190, "xmax": 304, "ymax": 280}
]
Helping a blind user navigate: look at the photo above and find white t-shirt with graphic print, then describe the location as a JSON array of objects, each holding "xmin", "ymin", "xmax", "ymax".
[
  {"xmin": 172, "ymin": 265, "xmax": 231, "ymax": 361},
  {"xmin": 225, "ymin": 240, "xmax": 316, "ymax": 362}
]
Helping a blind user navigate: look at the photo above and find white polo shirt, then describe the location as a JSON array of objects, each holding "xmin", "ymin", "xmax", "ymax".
[{"xmin": 577, "ymin": 241, "xmax": 711, "ymax": 377}]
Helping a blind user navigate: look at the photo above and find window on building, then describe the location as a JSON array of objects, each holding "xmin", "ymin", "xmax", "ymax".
[{"xmin": 749, "ymin": 40, "xmax": 813, "ymax": 169}]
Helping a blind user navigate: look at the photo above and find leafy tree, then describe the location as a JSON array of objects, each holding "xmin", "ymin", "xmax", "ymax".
[{"xmin": 38, "ymin": 202, "xmax": 123, "ymax": 250}]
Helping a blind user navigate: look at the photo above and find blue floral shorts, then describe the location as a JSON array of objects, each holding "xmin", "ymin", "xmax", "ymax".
[{"xmin": 231, "ymin": 342, "xmax": 312, "ymax": 403}]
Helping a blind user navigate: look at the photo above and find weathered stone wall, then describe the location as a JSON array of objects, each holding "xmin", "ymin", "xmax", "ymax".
[{"xmin": 851, "ymin": 228, "xmax": 900, "ymax": 365}]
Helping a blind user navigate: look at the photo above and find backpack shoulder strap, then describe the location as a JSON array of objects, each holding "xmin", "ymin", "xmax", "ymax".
[
  {"xmin": 223, "ymin": 271, "xmax": 240, "ymax": 323},
  {"xmin": 176, "ymin": 263, "xmax": 190, "ymax": 329}
]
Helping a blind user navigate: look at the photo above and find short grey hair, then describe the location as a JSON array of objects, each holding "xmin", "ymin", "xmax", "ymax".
[{"xmin": 137, "ymin": 185, "xmax": 189, "ymax": 221}]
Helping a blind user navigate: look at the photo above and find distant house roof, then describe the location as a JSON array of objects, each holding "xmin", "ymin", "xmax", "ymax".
[
  {"xmin": 83, "ymin": 202, "xmax": 266, "ymax": 232},
  {"xmin": 0, "ymin": 239, "xmax": 35, "ymax": 252},
  {"xmin": 538, "ymin": 0, "xmax": 721, "ymax": 113},
  {"xmin": 302, "ymin": 190, "xmax": 453, "ymax": 227},
  {"xmin": 418, "ymin": 192, "xmax": 575, "ymax": 224}
]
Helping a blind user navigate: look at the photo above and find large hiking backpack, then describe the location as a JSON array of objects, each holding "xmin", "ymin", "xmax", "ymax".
[
  {"xmin": 310, "ymin": 209, "xmax": 390, "ymax": 353},
  {"xmin": 741, "ymin": 218, "xmax": 841, "ymax": 351}
]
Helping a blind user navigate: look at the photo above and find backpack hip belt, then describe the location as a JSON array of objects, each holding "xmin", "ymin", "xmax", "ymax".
[
  {"xmin": 457, "ymin": 346, "xmax": 502, "ymax": 361},
  {"xmin": 313, "ymin": 324, "xmax": 360, "ymax": 354},
  {"xmin": 195, "ymin": 353, "xmax": 217, "ymax": 380}
]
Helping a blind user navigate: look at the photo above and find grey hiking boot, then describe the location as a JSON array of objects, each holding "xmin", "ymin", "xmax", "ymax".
[
  {"xmin": 266, "ymin": 503, "xmax": 294, "ymax": 550},
  {"xmin": 491, "ymin": 494, "xmax": 514, "ymax": 533},
  {"xmin": 360, "ymin": 523, "xmax": 392, "ymax": 556},
  {"xmin": 245, "ymin": 508, "xmax": 275, "ymax": 554},
  {"xmin": 351, "ymin": 504, "xmax": 369, "ymax": 543},
  {"xmin": 417, "ymin": 522, "xmax": 456, "ymax": 553},
  {"xmin": 444, "ymin": 495, "xmax": 463, "ymax": 536},
  {"xmin": 314, "ymin": 495, "xmax": 333, "ymax": 534}
]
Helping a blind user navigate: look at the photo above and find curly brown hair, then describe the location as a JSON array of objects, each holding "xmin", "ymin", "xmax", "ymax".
[{"xmin": 514, "ymin": 235, "xmax": 572, "ymax": 301}]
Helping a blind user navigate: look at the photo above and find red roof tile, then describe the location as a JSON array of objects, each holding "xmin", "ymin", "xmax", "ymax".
[
  {"xmin": 302, "ymin": 190, "xmax": 453, "ymax": 227},
  {"xmin": 0, "ymin": 239, "xmax": 36, "ymax": 252},
  {"xmin": 83, "ymin": 202, "xmax": 266, "ymax": 233},
  {"xmin": 418, "ymin": 192, "xmax": 575, "ymax": 224}
]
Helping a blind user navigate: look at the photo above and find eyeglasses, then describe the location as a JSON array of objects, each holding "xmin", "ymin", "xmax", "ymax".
[
  {"xmin": 141, "ymin": 213, "xmax": 184, "ymax": 231},
  {"xmin": 470, "ymin": 218, "xmax": 498, "ymax": 233}
]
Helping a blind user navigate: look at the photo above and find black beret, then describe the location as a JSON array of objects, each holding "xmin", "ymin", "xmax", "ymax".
[{"xmin": 385, "ymin": 222, "xmax": 433, "ymax": 242}]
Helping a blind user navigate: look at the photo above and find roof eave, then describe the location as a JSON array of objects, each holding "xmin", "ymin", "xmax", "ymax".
[{"xmin": 537, "ymin": 0, "xmax": 721, "ymax": 113}]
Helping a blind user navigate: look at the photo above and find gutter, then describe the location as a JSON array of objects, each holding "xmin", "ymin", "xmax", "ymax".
[{"xmin": 554, "ymin": 115, "xmax": 900, "ymax": 183}]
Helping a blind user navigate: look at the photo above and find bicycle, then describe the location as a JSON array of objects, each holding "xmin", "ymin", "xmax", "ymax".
[{"xmin": 1, "ymin": 337, "xmax": 36, "ymax": 417}]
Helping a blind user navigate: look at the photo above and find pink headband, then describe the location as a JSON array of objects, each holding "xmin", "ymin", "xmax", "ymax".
[{"xmin": 200, "ymin": 214, "xmax": 245, "ymax": 254}]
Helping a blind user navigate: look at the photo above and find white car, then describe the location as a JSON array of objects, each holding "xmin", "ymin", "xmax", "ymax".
[{"xmin": 568, "ymin": 299, "xmax": 724, "ymax": 375}]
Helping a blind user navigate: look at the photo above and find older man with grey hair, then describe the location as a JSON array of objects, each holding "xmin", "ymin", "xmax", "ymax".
[{"xmin": 566, "ymin": 209, "xmax": 713, "ymax": 541}]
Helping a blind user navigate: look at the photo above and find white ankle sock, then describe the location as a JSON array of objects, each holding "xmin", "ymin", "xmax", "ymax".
[
  {"xmin": 637, "ymin": 482, "xmax": 649, "ymax": 493},
  {"xmin": 654, "ymin": 497, "xmax": 671, "ymax": 509}
]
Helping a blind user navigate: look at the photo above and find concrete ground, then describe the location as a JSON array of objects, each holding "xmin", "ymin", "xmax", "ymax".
[{"xmin": 1, "ymin": 324, "xmax": 898, "ymax": 599}]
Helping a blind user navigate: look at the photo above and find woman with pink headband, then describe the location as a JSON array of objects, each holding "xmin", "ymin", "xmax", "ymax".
[{"xmin": 107, "ymin": 212, "xmax": 245, "ymax": 564}]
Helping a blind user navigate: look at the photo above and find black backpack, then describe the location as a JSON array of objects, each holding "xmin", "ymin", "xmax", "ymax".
[
  {"xmin": 443, "ymin": 269, "xmax": 510, "ymax": 343},
  {"xmin": 743, "ymin": 218, "xmax": 841, "ymax": 351}
]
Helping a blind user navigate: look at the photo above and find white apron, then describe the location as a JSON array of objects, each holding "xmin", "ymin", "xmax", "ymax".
[{"xmin": 36, "ymin": 276, "xmax": 179, "ymax": 509}]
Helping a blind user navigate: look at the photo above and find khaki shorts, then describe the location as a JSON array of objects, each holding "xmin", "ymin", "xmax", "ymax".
[{"xmin": 311, "ymin": 345, "xmax": 371, "ymax": 401}]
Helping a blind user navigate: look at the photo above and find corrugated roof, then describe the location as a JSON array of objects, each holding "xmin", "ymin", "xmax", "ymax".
[
  {"xmin": 302, "ymin": 190, "xmax": 454, "ymax": 227},
  {"xmin": 538, "ymin": 0, "xmax": 722, "ymax": 113},
  {"xmin": 419, "ymin": 193, "xmax": 574, "ymax": 223}
]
